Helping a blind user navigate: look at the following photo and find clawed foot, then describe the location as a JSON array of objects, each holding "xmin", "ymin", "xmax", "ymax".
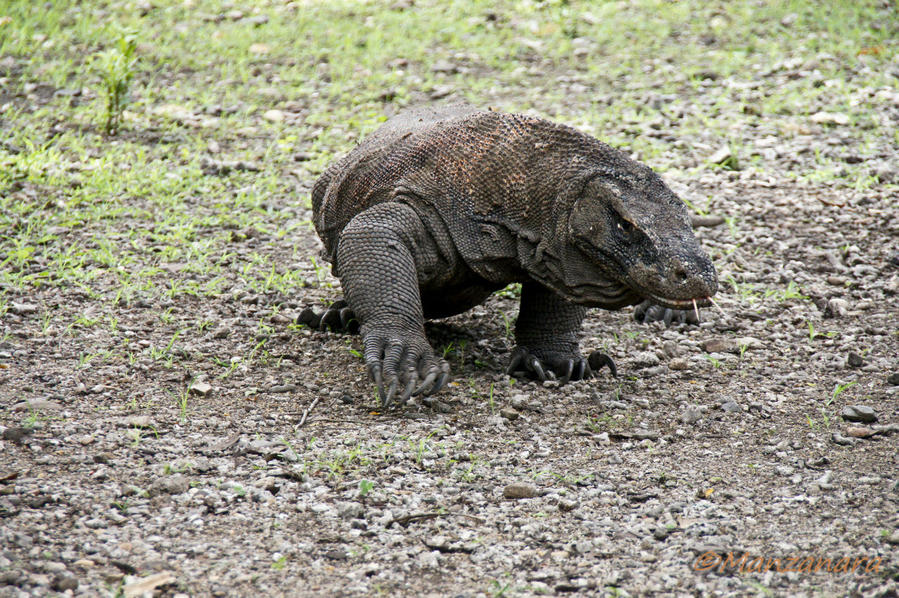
[
  {"xmin": 298, "ymin": 299, "xmax": 360, "ymax": 333},
  {"xmin": 633, "ymin": 300, "xmax": 700, "ymax": 326},
  {"xmin": 587, "ymin": 351, "xmax": 617, "ymax": 378},
  {"xmin": 363, "ymin": 328, "xmax": 450, "ymax": 408},
  {"xmin": 506, "ymin": 347, "xmax": 616, "ymax": 384}
]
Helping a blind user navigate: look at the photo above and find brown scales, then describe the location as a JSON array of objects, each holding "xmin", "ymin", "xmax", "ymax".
[{"xmin": 307, "ymin": 105, "xmax": 718, "ymax": 407}]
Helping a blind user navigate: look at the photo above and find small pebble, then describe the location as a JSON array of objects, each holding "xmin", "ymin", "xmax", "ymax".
[
  {"xmin": 831, "ymin": 433, "xmax": 854, "ymax": 446},
  {"xmin": 720, "ymin": 401, "xmax": 741, "ymax": 413},
  {"xmin": 846, "ymin": 352, "xmax": 864, "ymax": 368},
  {"xmin": 825, "ymin": 298, "xmax": 849, "ymax": 318},
  {"xmin": 652, "ymin": 527, "xmax": 671, "ymax": 540},
  {"xmin": 668, "ymin": 358, "xmax": 689, "ymax": 371},
  {"xmin": 12, "ymin": 399, "xmax": 62, "ymax": 411},
  {"xmin": 121, "ymin": 415, "xmax": 153, "ymax": 428},
  {"xmin": 503, "ymin": 482, "xmax": 538, "ymax": 499},
  {"xmin": 841, "ymin": 405, "xmax": 877, "ymax": 424},
  {"xmin": 2, "ymin": 426, "xmax": 34, "ymax": 442},
  {"xmin": 10, "ymin": 302, "xmax": 38, "ymax": 315},
  {"xmin": 148, "ymin": 475, "xmax": 190, "ymax": 497},
  {"xmin": 269, "ymin": 384, "xmax": 297, "ymax": 393},
  {"xmin": 263, "ymin": 109, "xmax": 285, "ymax": 123},
  {"xmin": 631, "ymin": 351, "xmax": 660, "ymax": 368},
  {"xmin": 51, "ymin": 574, "xmax": 78, "ymax": 591},
  {"xmin": 0, "ymin": 571, "xmax": 22, "ymax": 585},
  {"xmin": 661, "ymin": 341, "xmax": 679, "ymax": 358},
  {"xmin": 846, "ymin": 426, "xmax": 875, "ymax": 438},
  {"xmin": 500, "ymin": 408, "xmax": 519, "ymax": 421},
  {"xmin": 680, "ymin": 406, "xmax": 704, "ymax": 424},
  {"xmin": 190, "ymin": 381, "xmax": 213, "ymax": 396},
  {"xmin": 701, "ymin": 338, "xmax": 737, "ymax": 354}
]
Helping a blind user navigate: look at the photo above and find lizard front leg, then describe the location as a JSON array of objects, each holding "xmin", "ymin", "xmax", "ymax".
[
  {"xmin": 507, "ymin": 281, "xmax": 615, "ymax": 384},
  {"xmin": 335, "ymin": 203, "xmax": 449, "ymax": 407}
]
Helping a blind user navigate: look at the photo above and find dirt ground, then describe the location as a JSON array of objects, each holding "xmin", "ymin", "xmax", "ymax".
[{"xmin": 1, "ymin": 1, "xmax": 898, "ymax": 597}]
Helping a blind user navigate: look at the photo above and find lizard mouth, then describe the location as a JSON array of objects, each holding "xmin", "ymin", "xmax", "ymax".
[{"xmin": 638, "ymin": 290, "xmax": 713, "ymax": 311}]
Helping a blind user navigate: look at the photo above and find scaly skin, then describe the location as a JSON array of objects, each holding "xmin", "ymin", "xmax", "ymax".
[{"xmin": 309, "ymin": 106, "xmax": 717, "ymax": 406}]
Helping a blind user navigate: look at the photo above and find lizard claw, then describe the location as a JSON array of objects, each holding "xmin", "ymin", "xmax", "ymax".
[
  {"xmin": 297, "ymin": 307, "xmax": 322, "ymax": 329},
  {"xmin": 362, "ymin": 328, "xmax": 450, "ymax": 408},
  {"xmin": 633, "ymin": 300, "xmax": 699, "ymax": 326},
  {"xmin": 507, "ymin": 346, "xmax": 595, "ymax": 384},
  {"xmin": 530, "ymin": 356, "xmax": 548, "ymax": 381},
  {"xmin": 339, "ymin": 307, "xmax": 359, "ymax": 333},
  {"xmin": 383, "ymin": 378, "xmax": 399, "ymax": 407},
  {"xmin": 319, "ymin": 307, "xmax": 342, "ymax": 331},
  {"xmin": 507, "ymin": 347, "xmax": 545, "ymax": 381},
  {"xmin": 297, "ymin": 299, "xmax": 360, "ymax": 333},
  {"xmin": 558, "ymin": 359, "xmax": 575, "ymax": 385},
  {"xmin": 413, "ymin": 360, "xmax": 450, "ymax": 397},
  {"xmin": 587, "ymin": 351, "xmax": 617, "ymax": 377}
]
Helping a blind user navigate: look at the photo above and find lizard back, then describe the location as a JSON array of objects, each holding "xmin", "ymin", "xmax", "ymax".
[{"xmin": 311, "ymin": 106, "xmax": 627, "ymax": 273}]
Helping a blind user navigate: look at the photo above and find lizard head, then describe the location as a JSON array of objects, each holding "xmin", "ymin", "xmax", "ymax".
[{"xmin": 562, "ymin": 164, "xmax": 718, "ymax": 310}]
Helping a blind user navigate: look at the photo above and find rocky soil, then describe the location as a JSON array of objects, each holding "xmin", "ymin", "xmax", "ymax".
[{"xmin": 3, "ymin": 142, "xmax": 898, "ymax": 598}]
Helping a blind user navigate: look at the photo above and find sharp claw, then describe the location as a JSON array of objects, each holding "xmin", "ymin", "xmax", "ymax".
[
  {"xmin": 367, "ymin": 362, "xmax": 382, "ymax": 384},
  {"xmin": 414, "ymin": 370, "xmax": 438, "ymax": 396},
  {"xmin": 339, "ymin": 307, "xmax": 355, "ymax": 329},
  {"xmin": 573, "ymin": 359, "xmax": 585, "ymax": 381},
  {"xmin": 298, "ymin": 301, "xmax": 359, "ymax": 332},
  {"xmin": 431, "ymin": 377, "xmax": 447, "ymax": 395},
  {"xmin": 322, "ymin": 307, "xmax": 346, "ymax": 330},
  {"xmin": 582, "ymin": 361, "xmax": 593, "ymax": 380},
  {"xmin": 633, "ymin": 300, "xmax": 648, "ymax": 323},
  {"xmin": 297, "ymin": 307, "xmax": 316, "ymax": 326},
  {"xmin": 382, "ymin": 378, "xmax": 398, "ymax": 408},
  {"xmin": 400, "ymin": 372, "xmax": 417, "ymax": 404},
  {"xmin": 506, "ymin": 347, "xmax": 528, "ymax": 376},
  {"xmin": 431, "ymin": 366, "xmax": 450, "ymax": 395},
  {"xmin": 367, "ymin": 362, "xmax": 384, "ymax": 403},
  {"xmin": 529, "ymin": 358, "xmax": 547, "ymax": 381},
  {"xmin": 588, "ymin": 351, "xmax": 617, "ymax": 377},
  {"xmin": 559, "ymin": 359, "xmax": 574, "ymax": 385}
]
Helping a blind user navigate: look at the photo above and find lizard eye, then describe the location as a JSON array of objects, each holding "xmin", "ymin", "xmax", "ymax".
[{"xmin": 617, "ymin": 219, "xmax": 634, "ymax": 237}]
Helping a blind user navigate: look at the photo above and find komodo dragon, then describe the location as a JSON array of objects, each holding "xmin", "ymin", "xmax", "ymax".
[{"xmin": 304, "ymin": 106, "xmax": 718, "ymax": 406}]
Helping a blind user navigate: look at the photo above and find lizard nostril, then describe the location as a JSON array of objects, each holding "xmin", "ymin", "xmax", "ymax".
[{"xmin": 674, "ymin": 268, "xmax": 689, "ymax": 283}]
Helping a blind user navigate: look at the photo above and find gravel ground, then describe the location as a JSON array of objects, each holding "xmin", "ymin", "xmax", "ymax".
[
  {"xmin": 1, "ymin": 2, "xmax": 898, "ymax": 597},
  {"xmin": 2, "ymin": 146, "xmax": 898, "ymax": 598}
]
